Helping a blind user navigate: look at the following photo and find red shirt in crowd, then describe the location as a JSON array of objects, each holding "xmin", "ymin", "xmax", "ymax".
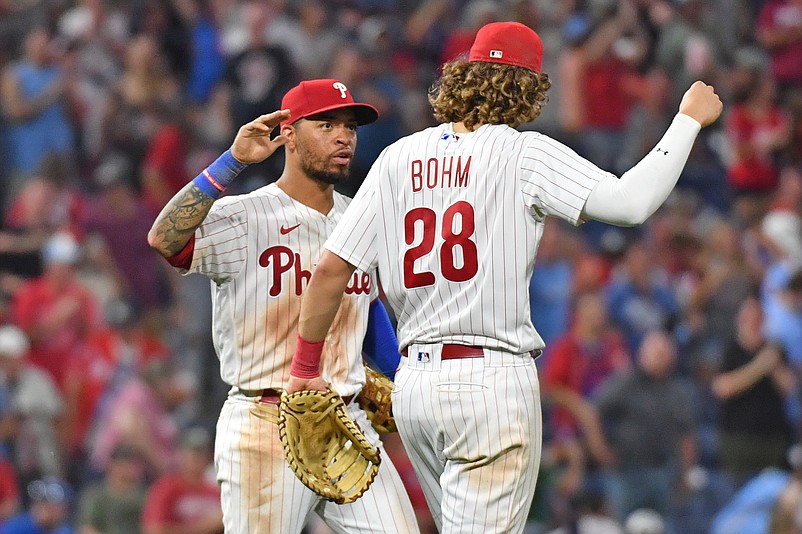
[
  {"xmin": 0, "ymin": 457, "xmax": 20, "ymax": 519},
  {"xmin": 582, "ymin": 59, "xmax": 637, "ymax": 130},
  {"xmin": 11, "ymin": 275, "xmax": 101, "ymax": 388},
  {"xmin": 725, "ymin": 104, "xmax": 789, "ymax": 192},
  {"xmin": 141, "ymin": 124, "xmax": 189, "ymax": 214},
  {"xmin": 758, "ymin": 0, "xmax": 802, "ymax": 87},
  {"xmin": 542, "ymin": 331, "xmax": 631, "ymax": 439},
  {"xmin": 64, "ymin": 327, "xmax": 170, "ymax": 452},
  {"xmin": 142, "ymin": 474, "xmax": 221, "ymax": 530}
]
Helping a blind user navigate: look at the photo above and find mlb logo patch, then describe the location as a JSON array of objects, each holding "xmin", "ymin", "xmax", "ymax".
[
  {"xmin": 490, "ymin": 50, "xmax": 503, "ymax": 59},
  {"xmin": 417, "ymin": 352, "xmax": 430, "ymax": 363}
]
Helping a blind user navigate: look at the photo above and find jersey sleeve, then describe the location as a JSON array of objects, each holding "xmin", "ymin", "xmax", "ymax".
[
  {"xmin": 186, "ymin": 198, "xmax": 249, "ymax": 282},
  {"xmin": 518, "ymin": 134, "xmax": 611, "ymax": 225},
  {"xmin": 324, "ymin": 150, "xmax": 386, "ymax": 272}
]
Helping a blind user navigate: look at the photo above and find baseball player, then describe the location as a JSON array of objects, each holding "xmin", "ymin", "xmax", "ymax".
[
  {"xmin": 286, "ymin": 22, "xmax": 723, "ymax": 534},
  {"xmin": 147, "ymin": 79, "xmax": 419, "ymax": 534}
]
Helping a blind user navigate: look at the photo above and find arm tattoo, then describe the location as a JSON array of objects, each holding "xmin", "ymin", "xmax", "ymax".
[{"xmin": 150, "ymin": 183, "xmax": 215, "ymax": 257}]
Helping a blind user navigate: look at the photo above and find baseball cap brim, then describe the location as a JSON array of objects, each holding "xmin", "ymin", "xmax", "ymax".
[{"xmin": 285, "ymin": 102, "xmax": 379, "ymax": 127}]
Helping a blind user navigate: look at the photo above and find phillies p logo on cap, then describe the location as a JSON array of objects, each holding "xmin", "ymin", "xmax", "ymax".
[
  {"xmin": 280, "ymin": 79, "xmax": 379, "ymax": 127},
  {"xmin": 332, "ymin": 82, "xmax": 348, "ymax": 99}
]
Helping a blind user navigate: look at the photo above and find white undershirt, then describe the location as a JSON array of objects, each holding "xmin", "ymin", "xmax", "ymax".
[{"xmin": 582, "ymin": 113, "xmax": 702, "ymax": 226}]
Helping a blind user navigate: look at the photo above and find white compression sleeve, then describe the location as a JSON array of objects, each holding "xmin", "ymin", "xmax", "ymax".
[{"xmin": 582, "ymin": 113, "xmax": 702, "ymax": 226}]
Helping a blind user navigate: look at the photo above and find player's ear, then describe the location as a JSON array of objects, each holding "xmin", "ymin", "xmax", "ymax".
[{"xmin": 281, "ymin": 124, "xmax": 297, "ymax": 151}]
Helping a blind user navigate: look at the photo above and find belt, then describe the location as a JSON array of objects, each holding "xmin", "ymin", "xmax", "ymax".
[
  {"xmin": 238, "ymin": 388, "xmax": 354, "ymax": 405},
  {"xmin": 401, "ymin": 344, "xmax": 484, "ymax": 360},
  {"xmin": 401, "ymin": 344, "xmax": 541, "ymax": 360}
]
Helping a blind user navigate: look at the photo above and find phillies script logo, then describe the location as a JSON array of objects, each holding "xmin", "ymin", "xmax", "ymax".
[{"xmin": 258, "ymin": 246, "xmax": 371, "ymax": 296}]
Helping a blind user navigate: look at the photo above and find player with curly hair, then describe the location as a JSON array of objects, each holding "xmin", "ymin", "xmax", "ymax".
[{"xmin": 288, "ymin": 22, "xmax": 723, "ymax": 533}]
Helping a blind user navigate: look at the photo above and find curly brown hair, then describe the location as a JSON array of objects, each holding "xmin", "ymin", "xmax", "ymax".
[{"xmin": 428, "ymin": 60, "xmax": 551, "ymax": 130}]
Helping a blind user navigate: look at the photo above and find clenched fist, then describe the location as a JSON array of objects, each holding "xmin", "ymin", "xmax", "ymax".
[{"xmin": 678, "ymin": 81, "xmax": 723, "ymax": 128}]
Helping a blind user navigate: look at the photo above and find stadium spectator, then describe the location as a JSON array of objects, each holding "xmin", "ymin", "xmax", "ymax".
[
  {"xmin": 437, "ymin": 0, "xmax": 500, "ymax": 65},
  {"xmin": 139, "ymin": 107, "xmax": 192, "ymax": 218},
  {"xmin": 77, "ymin": 153, "xmax": 173, "ymax": 312},
  {"xmin": 529, "ymin": 221, "xmax": 578, "ymax": 347},
  {"xmin": 541, "ymin": 292, "xmax": 630, "ymax": 470},
  {"xmin": 563, "ymin": 0, "xmax": 648, "ymax": 175},
  {"xmin": 140, "ymin": 427, "xmax": 222, "ymax": 534},
  {"xmin": 0, "ymin": 26, "xmax": 75, "ymax": 202},
  {"xmin": 220, "ymin": 0, "xmax": 297, "ymax": 188},
  {"xmin": 0, "ymin": 454, "xmax": 20, "ymax": 522},
  {"xmin": 711, "ymin": 296, "xmax": 795, "ymax": 486},
  {"xmin": 606, "ymin": 241, "xmax": 681, "ymax": 353},
  {"xmin": 76, "ymin": 444, "xmax": 146, "ymax": 534},
  {"xmin": 764, "ymin": 269, "xmax": 802, "ymax": 368},
  {"xmin": 769, "ymin": 165, "xmax": 802, "ymax": 213},
  {"xmin": 101, "ymin": 32, "xmax": 180, "ymax": 193},
  {"xmin": 687, "ymin": 218, "xmax": 758, "ymax": 351},
  {"xmin": 10, "ymin": 231, "xmax": 102, "ymax": 389},
  {"xmin": 709, "ymin": 467, "xmax": 791, "ymax": 534},
  {"xmin": 1, "ymin": 153, "xmax": 79, "ymax": 266},
  {"xmin": 596, "ymin": 330, "xmax": 697, "ymax": 523},
  {"xmin": 54, "ymin": 0, "xmax": 129, "ymax": 163},
  {"xmin": 0, "ymin": 477, "xmax": 73, "ymax": 534},
  {"xmin": 652, "ymin": 0, "xmax": 727, "ymax": 108},
  {"xmin": 265, "ymin": 0, "xmax": 344, "ymax": 80},
  {"xmin": 172, "ymin": 0, "xmax": 227, "ymax": 105},
  {"xmin": 89, "ymin": 359, "xmax": 188, "ymax": 478},
  {"xmin": 0, "ymin": 324, "xmax": 64, "ymax": 485},
  {"xmin": 756, "ymin": 0, "xmax": 802, "ymax": 96},
  {"xmin": 759, "ymin": 210, "xmax": 802, "ymax": 364},
  {"xmin": 724, "ymin": 74, "xmax": 791, "ymax": 208},
  {"xmin": 63, "ymin": 297, "xmax": 169, "ymax": 468}
]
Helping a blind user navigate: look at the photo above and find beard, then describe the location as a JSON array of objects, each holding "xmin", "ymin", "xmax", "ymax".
[
  {"xmin": 302, "ymin": 161, "xmax": 349, "ymax": 185},
  {"xmin": 298, "ymin": 143, "xmax": 350, "ymax": 185}
]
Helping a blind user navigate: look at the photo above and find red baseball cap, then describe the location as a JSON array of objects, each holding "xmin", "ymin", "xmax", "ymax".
[
  {"xmin": 469, "ymin": 21, "xmax": 543, "ymax": 73},
  {"xmin": 280, "ymin": 79, "xmax": 379, "ymax": 127}
]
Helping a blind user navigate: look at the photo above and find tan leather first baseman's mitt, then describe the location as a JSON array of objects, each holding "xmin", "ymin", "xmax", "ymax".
[
  {"xmin": 278, "ymin": 389, "xmax": 381, "ymax": 504},
  {"xmin": 357, "ymin": 366, "xmax": 398, "ymax": 434}
]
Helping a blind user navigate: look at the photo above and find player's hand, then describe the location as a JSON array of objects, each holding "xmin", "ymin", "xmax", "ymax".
[
  {"xmin": 678, "ymin": 81, "xmax": 723, "ymax": 128},
  {"xmin": 286, "ymin": 375, "xmax": 329, "ymax": 394},
  {"xmin": 230, "ymin": 110, "xmax": 291, "ymax": 164}
]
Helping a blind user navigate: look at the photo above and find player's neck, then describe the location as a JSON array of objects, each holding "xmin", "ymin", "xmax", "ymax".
[
  {"xmin": 452, "ymin": 121, "xmax": 480, "ymax": 133},
  {"xmin": 276, "ymin": 174, "xmax": 334, "ymax": 214}
]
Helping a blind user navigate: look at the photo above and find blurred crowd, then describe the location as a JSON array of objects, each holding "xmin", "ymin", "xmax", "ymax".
[{"xmin": 0, "ymin": 0, "xmax": 801, "ymax": 533}]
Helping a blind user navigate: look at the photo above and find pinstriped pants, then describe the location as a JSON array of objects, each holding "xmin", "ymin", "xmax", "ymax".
[
  {"xmin": 393, "ymin": 344, "xmax": 542, "ymax": 534},
  {"xmin": 215, "ymin": 391, "xmax": 420, "ymax": 534}
]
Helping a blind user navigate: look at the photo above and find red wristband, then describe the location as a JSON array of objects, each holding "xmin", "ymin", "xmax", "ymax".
[{"xmin": 290, "ymin": 334, "xmax": 325, "ymax": 379}]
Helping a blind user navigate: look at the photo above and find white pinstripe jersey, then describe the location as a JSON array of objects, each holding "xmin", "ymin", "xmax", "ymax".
[
  {"xmin": 186, "ymin": 183, "xmax": 377, "ymax": 396},
  {"xmin": 326, "ymin": 123, "xmax": 611, "ymax": 353}
]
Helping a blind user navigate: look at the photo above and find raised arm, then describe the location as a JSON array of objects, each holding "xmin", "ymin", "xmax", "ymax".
[
  {"xmin": 147, "ymin": 109, "xmax": 290, "ymax": 258},
  {"xmin": 582, "ymin": 81, "xmax": 723, "ymax": 226}
]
